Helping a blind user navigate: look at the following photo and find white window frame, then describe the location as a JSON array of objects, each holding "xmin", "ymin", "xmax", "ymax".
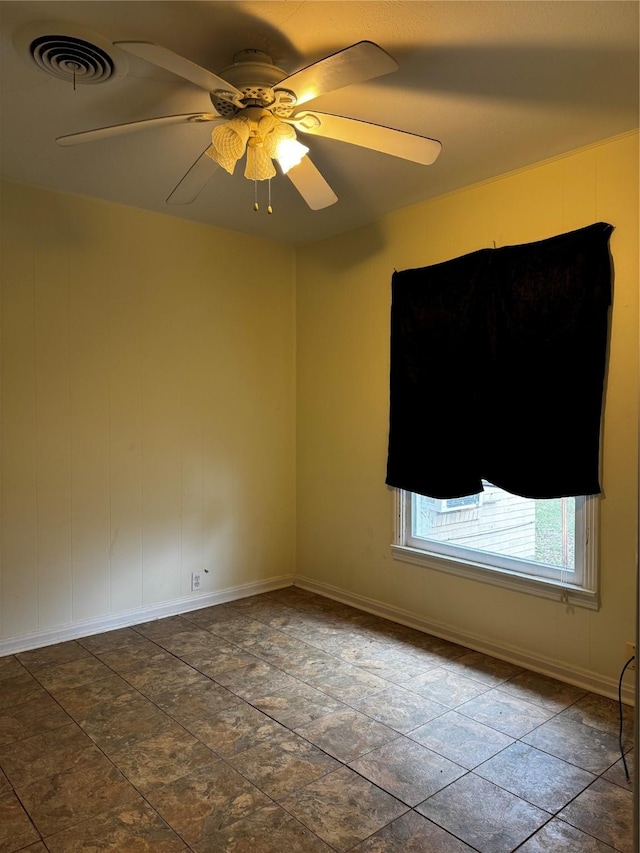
[{"xmin": 391, "ymin": 489, "xmax": 599, "ymax": 610}]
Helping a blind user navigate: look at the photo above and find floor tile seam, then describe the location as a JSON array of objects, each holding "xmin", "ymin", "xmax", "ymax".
[
  {"xmin": 216, "ymin": 653, "xmax": 396, "ymax": 705},
  {"xmin": 468, "ymin": 760, "xmax": 592, "ymax": 817},
  {"xmin": 236, "ymin": 636, "xmax": 356, "ymax": 667},
  {"xmin": 296, "ymin": 678, "xmax": 393, "ymax": 707},
  {"xmin": 134, "ymin": 623, "xmax": 267, "ymax": 655},
  {"xmin": 336, "ymin": 810, "xmax": 418, "ymax": 853},
  {"xmin": 2, "ymin": 782, "xmax": 44, "ymax": 848},
  {"xmin": 32, "ymin": 688, "xmax": 289, "ymax": 844},
  {"xmin": 402, "ymin": 727, "xmax": 514, "ymax": 772},
  {"xmin": 515, "ymin": 732, "xmax": 626, "ymax": 776},
  {"xmin": 436, "ymin": 663, "xmax": 524, "ymax": 691},
  {"xmin": 418, "ymin": 782, "xmax": 559, "ymax": 853},
  {"xmin": 210, "ymin": 665, "xmax": 344, "ymax": 705},
  {"xmin": 236, "ymin": 799, "xmax": 343, "ymax": 853},
  {"xmin": 551, "ymin": 808, "xmax": 630, "ymax": 852},
  {"xmin": 12, "ymin": 764, "xmax": 138, "ymax": 842},
  {"xmin": 494, "ymin": 682, "xmax": 620, "ymax": 722},
  {"xmin": 275, "ymin": 774, "xmax": 412, "ymax": 852},
  {"xmin": 291, "ymin": 726, "xmax": 405, "ymax": 767},
  {"xmin": 205, "ymin": 747, "xmax": 371, "ymax": 851},
  {"xmin": 34, "ymin": 783, "xmax": 192, "ymax": 849},
  {"xmin": 32, "ymin": 649, "xmax": 228, "ymax": 793},
  {"xmin": 1, "ymin": 663, "xmax": 185, "ymax": 790},
  {"xmin": 227, "ymin": 753, "xmax": 342, "ymax": 808},
  {"xmin": 211, "ymin": 620, "xmax": 394, "ymax": 666},
  {"xmin": 447, "ymin": 767, "xmax": 558, "ymax": 816},
  {"xmin": 398, "ymin": 679, "xmax": 491, "ymax": 708},
  {"xmin": 14, "ymin": 642, "xmax": 93, "ymax": 675},
  {"xmin": 409, "ymin": 805, "xmax": 486, "ymax": 853},
  {"xmin": 507, "ymin": 812, "xmax": 557, "ymax": 853},
  {"xmin": 338, "ymin": 693, "xmax": 452, "ymax": 730},
  {"xmin": 68, "ymin": 648, "xmax": 210, "ymax": 726},
  {"xmin": 0, "ymin": 725, "xmax": 110, "ymax": 790},
  {"xmin": 332, "ymin": 651, "xmax": 453, "ymax": 678},
  {"xmin": 451, "ymin": 700, "xmax": 567, "ymax": 742},
  {"xmin": 597, "ymin": 762, "xmax": 634, "ymax": 790},
  {"xmin": 555, "ymin": 712, "xmax": 637, "ymax": 745},
  {"xmin": 518, "ymin": 718, "xmax": 633, "ymax": 777},
  {"xmin": 344, "ymin": 743, "xmax": 471, "ymax": 802},
  {"xmin": 25, "ymin": 635, "xmax": 200, "ymax": 707},
  {"xmin": 239, "ymin": 687, "xmax": 350, "ymax": 728},
  {"xmin": 455, "ymin": 680, "xmax": 551, "ymax": 709},
  {"xmin": 492, "ymin": 684, "xmax": 587, "ymax": 715},
  {"xmin": 552, "ymin": 771, "xmax": 636, "ymax": 837},
  {"xmin": 15, "ymin": 640, "xmax": 106, "ymax": 698},
  {"xmin": 159, "ymin": 646, "xmax": 399, "ymax": 701},
  {"xmin": 0, "ymin": 679, "xmax": 77, "ymax": 747},
  {"xmin": 553, "ymin": 693, "xmax": 636, "ymax": 731},
  {"xmin": 401, "ymin": 716, "xmax": 611, "ymax": 780},
  {"xmin": 88, "ymin": 631, "xmax": 268, "ymax": 711},
  {"xmin": 33, "ymin": 715, "xmax": 169, "ymax": 787},
  {"xmin": 2, "ymin": 655, "xmax": 33, "ymax": 682},
  {"xmin": 233, "ymin": 695, "xmax": 401, "ymax": 766}
]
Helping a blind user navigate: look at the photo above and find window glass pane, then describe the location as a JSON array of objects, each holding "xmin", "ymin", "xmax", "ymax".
[{"xmin": 411, "ymin": 482, "xmax": 575, "ymax": 572}]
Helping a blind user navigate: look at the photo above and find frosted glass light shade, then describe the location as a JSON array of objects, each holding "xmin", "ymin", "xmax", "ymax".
[
  {"xmin": 208, "ymin": 116, "xmax": 250, "ymax": 174},
  {"xmin": 244, "ymin": 145, "xmax": 276, "ymax": 180},
  {"xmin": 208, "ymin": 113, "xmax": 309, "ymax": 181}
]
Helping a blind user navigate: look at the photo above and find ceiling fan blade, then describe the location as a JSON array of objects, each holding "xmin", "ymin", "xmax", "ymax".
[
  {"xmin": 286, "ymin": 157, "xmax": 337, "ymax": 210},
  {"xmin": 289, "ymin": 111, "xmax": 442, "ymax": 165},
  {"xmin": 167, "ymin": 145, "xmax": 219, "ymax": 205},
  {"xmin": 56, "ymin": 113, "xmax": 221, "ymax": 147},
  {"xmin": 275, "ymin": 41, "xmax": 397, "ymax": 107},
  {"xmin": 114, "ymin": 41, "xmax": 243, "ymax": 98}
]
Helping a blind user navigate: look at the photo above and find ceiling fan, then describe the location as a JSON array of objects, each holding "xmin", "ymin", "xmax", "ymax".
[{"xmin": 56, "ymin": 40, "xmax": 442, "ymax": 211}]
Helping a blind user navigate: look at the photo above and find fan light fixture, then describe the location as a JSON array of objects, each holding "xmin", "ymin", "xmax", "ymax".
[
  {"xmin": 206, "ymin": 108, "xmax": 309, "ymax": 182},
  {"xmin": 55, "ymin": 41, "xmax": 442, "ymax": 213}
]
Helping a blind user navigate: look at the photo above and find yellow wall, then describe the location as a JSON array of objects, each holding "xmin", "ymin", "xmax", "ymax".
[
  {"xmin": 0, "ymin": 181, "xmax": 296, "ymax": 643},
  {"xmin": 296, "ymin": 132, "xmax": 639, "ymax": 692},
  {"xmin": 1, "ymin": 133, "xmax": 638, "ymax": 694}
]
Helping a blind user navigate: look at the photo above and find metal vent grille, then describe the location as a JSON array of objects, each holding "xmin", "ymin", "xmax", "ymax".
[{"xmin": 30, "ymin": 35, "xmax": 114, "ymax": 84}]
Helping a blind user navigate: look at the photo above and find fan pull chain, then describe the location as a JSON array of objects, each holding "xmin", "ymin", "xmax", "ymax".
[{"xmin": 251, "ymin": 179, "xmax": 274, "ymax": 214}]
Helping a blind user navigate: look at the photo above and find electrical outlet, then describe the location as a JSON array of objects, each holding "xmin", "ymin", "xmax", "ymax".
[
  {"xmin": 191, "ymin": 572, "xmax": 202, "ymax": 592},
  {"xmin": 626, "ymin": 642, "xmax": 636, "ymax": 668}
]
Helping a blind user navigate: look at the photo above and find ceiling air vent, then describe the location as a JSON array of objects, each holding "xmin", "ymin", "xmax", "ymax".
[{"xmin": 29, "ymin": 34, "xmax": 114, "ymax": 84}]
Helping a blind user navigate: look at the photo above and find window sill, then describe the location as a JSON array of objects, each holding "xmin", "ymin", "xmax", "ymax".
[{"xmin": 390, "ymin": 544, "xmax": 599, "ymax": 611}]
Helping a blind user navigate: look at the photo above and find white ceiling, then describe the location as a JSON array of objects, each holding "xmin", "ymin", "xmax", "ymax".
[{"xmin": 1, "ymin": 1, "xmax": 638, "ymax": 246}]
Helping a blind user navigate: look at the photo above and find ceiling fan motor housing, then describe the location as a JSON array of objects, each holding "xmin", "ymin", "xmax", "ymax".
[{"xmin": 211, "ymin": 49, "xmax": 294, "ymax": 117}]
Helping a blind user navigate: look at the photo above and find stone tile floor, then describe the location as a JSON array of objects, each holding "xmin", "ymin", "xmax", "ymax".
[{"xmin": 0, "ymin": 586, "xmax": 634, "ymax": 852}]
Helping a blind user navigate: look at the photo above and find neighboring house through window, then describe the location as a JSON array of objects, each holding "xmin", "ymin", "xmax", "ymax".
[{"xmin": 392, "ymin": 484, "xmax": 599, "ymax": 609}]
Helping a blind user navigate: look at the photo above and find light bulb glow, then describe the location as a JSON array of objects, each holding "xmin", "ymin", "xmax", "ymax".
[{"xmin": 276, "ymin": 137, "xmax": 310, "ymax": 174}]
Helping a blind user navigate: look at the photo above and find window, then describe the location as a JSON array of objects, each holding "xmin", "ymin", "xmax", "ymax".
[{"xmin": 392, "ymin": 483, "xmax": 599, "ymax": 609}]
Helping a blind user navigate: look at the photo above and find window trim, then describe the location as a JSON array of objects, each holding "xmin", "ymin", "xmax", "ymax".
[{"xmin": 391, "ymin": 489, "xmax": 599, "ymax": 610}]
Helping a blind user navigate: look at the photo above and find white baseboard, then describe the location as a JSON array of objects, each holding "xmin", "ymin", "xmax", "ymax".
[
  {"xmin": 3, "ymin": 570, "xmax": 634, "ymax": 707},
  {"xmin": 0, "ymin": 574, "xmax": 295, "ymax": 657},
  {"xmin": 295, "ymin": 575, "xmax": 636, "ymax": 706}
]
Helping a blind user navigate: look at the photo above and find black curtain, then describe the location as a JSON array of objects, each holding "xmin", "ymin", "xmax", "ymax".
[{"xmin": 385, "ymin": 222, "xmax": 614, "ymax": 500}]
